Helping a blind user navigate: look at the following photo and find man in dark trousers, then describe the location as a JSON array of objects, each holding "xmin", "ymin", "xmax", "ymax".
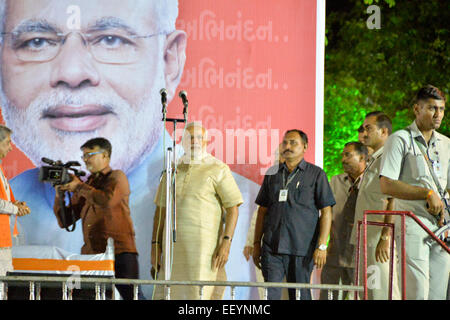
[
  {"xmin": 54, "ymin": 137, "xmax": 141, "ymax": 300},
  {"xmin": 253, "ymin": 129, "xmax": 335, "ymax": 300}
]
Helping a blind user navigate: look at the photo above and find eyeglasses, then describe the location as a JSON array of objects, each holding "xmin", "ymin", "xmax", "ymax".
[
  {"xmin": 81, "ymin": 151, "xmax": 103, "ymax": 161},
  {"xmin": 1, "ymin": 29, "xmax": 169, "ymax": 64}
]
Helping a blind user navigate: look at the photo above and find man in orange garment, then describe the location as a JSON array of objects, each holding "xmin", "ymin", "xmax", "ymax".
[{"xmin": 0, "ymin": 125, "xmax": 30, "ymax": 298}]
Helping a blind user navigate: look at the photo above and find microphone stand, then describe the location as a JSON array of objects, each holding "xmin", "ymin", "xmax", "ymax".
[{"xmin": 160, "ymin": 91, "xmax": 187, "ymax": 300}]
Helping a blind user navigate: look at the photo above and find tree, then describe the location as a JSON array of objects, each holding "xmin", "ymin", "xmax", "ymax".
[{"xmin": 324, "ymin": 0, "xmax": 449, "ymax": 178}]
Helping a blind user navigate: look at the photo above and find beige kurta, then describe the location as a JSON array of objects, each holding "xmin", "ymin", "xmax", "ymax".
[{"xmin": 153, "ymin": 153, "xmax": 243, "ymax": 300}]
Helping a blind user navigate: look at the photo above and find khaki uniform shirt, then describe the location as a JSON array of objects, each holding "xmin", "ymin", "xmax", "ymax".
[
  {"xmin": 380, "ymin": 121, "xmax": 450, "ymax": 227},
  {"xmin": 330, "ymin": 174, "xmax": 353, "ymax": 223},
  {"xmin": 327, "ymin": 173, "xmax": 353, "ymax": 267},
  {"xmin": 350, "ymin": 146, "xmax": 391, "ymax": 246}
]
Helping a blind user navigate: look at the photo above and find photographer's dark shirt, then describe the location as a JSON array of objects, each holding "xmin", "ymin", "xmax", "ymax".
[
  {"xmin": 255, "ymin": 160, "xmax": 335, "ymax": 256},
  {"xmin": 53, "ymin": 166, "xmax": 137, "ymax": 255}
]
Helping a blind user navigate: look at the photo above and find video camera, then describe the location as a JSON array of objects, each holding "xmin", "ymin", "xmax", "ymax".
[
  {"xmin": 39, "ymin": 158, "xmax": 87, "ymax": 232},
  {"xmin": 39, "ymin": 157, "xmax": 86, "ymax": 186}
]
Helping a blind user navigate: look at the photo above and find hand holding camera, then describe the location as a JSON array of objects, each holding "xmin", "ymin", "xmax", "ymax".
[{"xmin": 56, "ymin": 174, "xmax": 82, "ymax": 193}]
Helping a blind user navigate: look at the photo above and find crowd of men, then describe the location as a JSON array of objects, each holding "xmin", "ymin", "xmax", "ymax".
[
  {"xmin": 0, "ymin": 84, "xmax": 447, "ymax": 300},
  {"xmin": 240, "ymin": 85, "xmax": 448, "ymax": 301},
  {"xmin": 0, "ymin": 0, "xmax": 447, "ymax": 301},
  {"xmin": 316, "ymin": 85, "xmax": 449, "ymax": 300}
]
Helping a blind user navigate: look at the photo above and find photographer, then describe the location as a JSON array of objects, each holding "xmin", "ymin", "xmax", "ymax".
[{"xmin": 53, "ymin": 138, "xmax": 141, "ymax": 300}]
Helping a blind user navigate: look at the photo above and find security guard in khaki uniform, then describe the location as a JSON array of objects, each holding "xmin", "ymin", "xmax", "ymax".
[
  {"xmin": 350, "ymin": 112, "xmax": 401, "ymax": 300},
  {"xmin": 380, "ymin": 85, "xmax": 449, "ymax": 300}
]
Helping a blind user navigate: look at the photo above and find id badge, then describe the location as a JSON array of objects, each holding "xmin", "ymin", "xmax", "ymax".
[{"xmin": 279, "ymin": 189, "xmax": 288, "ymax": 202}]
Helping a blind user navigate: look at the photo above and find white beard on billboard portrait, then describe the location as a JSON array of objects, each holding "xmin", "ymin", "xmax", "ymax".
[{"xmin": 0, "ymin": 85, "xmax": 165, "ymax": 175}]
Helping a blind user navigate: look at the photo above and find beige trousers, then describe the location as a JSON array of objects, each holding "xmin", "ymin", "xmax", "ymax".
[
  {"xmin": 357, "ymin": 244, "xmax": 401, "ymax": 300},
  {"xmin": 399, "ymin": 220, "xmax": 450, "ymax": 300}
]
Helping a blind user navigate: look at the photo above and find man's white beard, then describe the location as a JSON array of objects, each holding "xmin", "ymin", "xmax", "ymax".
[
  {"xmin": 188, "ymin": 147, "xmax": 207, "ymax": 160},
  {"xmin": 0, "ymin": 84, "xmax": 164, "ymax": 175},
  {"xmin": 179, "ymin": 147, "xmax": 209, "ymax": 164}
]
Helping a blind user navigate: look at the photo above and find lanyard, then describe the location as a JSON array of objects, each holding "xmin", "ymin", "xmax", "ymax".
[{"xmin": 282, "ymin": 167, "xmax": 299, "ymax": 189}]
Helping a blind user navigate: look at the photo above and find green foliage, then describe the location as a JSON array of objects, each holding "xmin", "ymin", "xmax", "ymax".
[
  {"xmin": 324, "ymin": 77, "xmax": 367, "ymax": 178},
  {"xmin": 323, "ymin": 0, "xmax": 449, "ymax": 179},
  {"xmin": 364, "ymin": 0, "xmax": 396, "ymax": 8}
]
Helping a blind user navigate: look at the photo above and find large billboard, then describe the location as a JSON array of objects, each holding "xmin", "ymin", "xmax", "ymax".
[{"xmin": 0, "ymin": 0, "xmax": 324, "ymax": 299}]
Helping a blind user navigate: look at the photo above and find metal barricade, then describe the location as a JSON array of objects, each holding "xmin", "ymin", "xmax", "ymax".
[
  {"xmin": 0, "ymin": 275, "xmax": 363, "ymax": 300},
  {"xmin": 355, "ymin": 210, "xmax": 450, "ymax": 300}
]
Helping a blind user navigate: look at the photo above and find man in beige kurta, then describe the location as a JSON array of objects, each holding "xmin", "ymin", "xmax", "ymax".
[{"xmin": 151, "ymin": 123, "xmax": 243, "ymax": 300}]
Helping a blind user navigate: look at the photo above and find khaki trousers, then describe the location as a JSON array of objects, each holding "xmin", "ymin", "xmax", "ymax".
[
  {"xmin": 357, "ymin": 244, "xmax": 401, "ymax": 300},
  {"xmin": 399, "ymin": 219, "xmax": 450, "ymax": 300}
]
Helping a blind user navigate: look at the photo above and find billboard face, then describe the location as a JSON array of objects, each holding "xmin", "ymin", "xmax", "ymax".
[{"xmin": 0, "ymin": 0, "xmax": 322, "ymax": 299}]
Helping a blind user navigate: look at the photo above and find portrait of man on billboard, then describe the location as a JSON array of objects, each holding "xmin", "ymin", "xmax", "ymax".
[{"xmin": 0, "ymin": 0, "xmax": 262, "ymax": 299}]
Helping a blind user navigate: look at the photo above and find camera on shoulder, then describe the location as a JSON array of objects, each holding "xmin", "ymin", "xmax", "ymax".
[{"xmin": 39, "ymin": 157, "xmax": 86, "ymax": 186}]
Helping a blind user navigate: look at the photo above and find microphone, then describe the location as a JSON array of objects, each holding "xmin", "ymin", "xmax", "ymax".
[
  {"xmin": 179, "ymin": 90, "xmax": 188, "ymax": 106},
  {"xmin": 179, "ymin": 90, "xmax": 188, "ymax": 118},
  {"xmin": 160, "ymin": 88, "xmax": 168, "ymax": 115},
  {"xmin": 160, "ymin": 88, "xmax": 168, "ymax": 103}
]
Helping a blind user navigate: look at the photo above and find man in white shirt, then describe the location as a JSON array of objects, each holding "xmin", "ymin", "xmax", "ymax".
[{"xmin": 380, "ymin": 85, "xmax": 449, "ymax": 300}]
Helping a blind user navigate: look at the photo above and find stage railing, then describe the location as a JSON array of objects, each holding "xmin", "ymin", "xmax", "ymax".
[
  {"xmin": 355, "ymin": 210, "xmax": 449, "ymax": 300},
  {"xmin": 0, "ymin": 275, "xmax": 363, "ymax": 300}
]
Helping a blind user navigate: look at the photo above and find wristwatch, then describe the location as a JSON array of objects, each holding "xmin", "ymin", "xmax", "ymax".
[{"xmin": 318, "ymin": 244, "xmax": 327, "ymax": 251}]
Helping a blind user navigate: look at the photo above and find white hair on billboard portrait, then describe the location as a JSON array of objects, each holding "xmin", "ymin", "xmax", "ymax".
[
  {"xmin": 0, "ymin": 0, "xmax": 5, "ymax": 40},
  {"xmin": 153, "ymin": 0, "xmax": 179, "ymax": 33},
  {"xmin": 0, "ymin": 0, "xmax": 179, "ymax": 36}
]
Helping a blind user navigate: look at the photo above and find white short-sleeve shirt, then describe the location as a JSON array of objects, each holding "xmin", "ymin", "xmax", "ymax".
[{"xmin": 380, "ymin": 121, "xmax": 450, "ymax": 225}]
